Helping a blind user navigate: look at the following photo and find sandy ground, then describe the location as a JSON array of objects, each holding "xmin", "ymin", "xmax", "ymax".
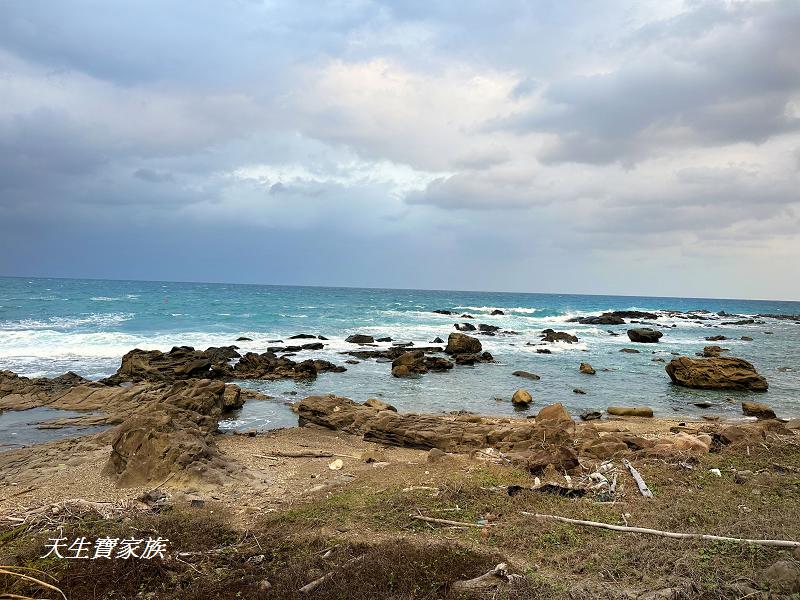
[{"xmin": 0, "ymin": 415, "xmax": 701, "ymax": 526}]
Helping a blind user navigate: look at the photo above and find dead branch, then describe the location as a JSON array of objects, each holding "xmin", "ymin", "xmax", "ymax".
[
  {"xmin": 449, "ymin": 562, "xmax": 521, "ymax": 594},
  {"xmin": 410, "ymin": 515, "xmax": 489, "ymax": 528},
  {"xmin": 299, "ymin": 554, "xmax": 366, "ymax": 594},
  {"xmin": 623, "ymin": 459, "xmax": 653, "ymax": 498},
  {"xmin": 521, "ymin": 512, "xmax": 800, "ymax": 548}
]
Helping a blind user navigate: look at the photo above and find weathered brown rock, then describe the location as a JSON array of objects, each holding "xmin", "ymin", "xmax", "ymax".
[
  {"xmin": 536, "ymin": 403, "xmax": 572, "ymax": 426},
  {"xmin": 665, "ymin": 357, "xmax": 768, "ymax": 391},
  {"xmin": 579, "ymin": 362, "xmax": 596, "ymax": 375},
  {"xmin": 391, "ymin": 351, "xmax": 454, "ymax": 377},
  {"xmin": 607, "ymin": 406, "xmax": 654, "ymax": 417},
  {"xmin": 627, "ymin": 328, "xmax": 663, "ymax": 343},
  {"xmin": 741, "ymin": 401, "xmax": 776, "ymax": 419},
  {"xmin": 364, "ymin": 398, "xmax": 397, "ymax": 412},
  {"xmin": 445, "ymin": 332, "xmax": 482, "ymax": 355},
  {"xmin": 511, "ymin": 389, "xmax": 532, "ymax": 407},
  {"xmin": 699, "ymin": 345, "xmax": 727, "ymax": 357}
]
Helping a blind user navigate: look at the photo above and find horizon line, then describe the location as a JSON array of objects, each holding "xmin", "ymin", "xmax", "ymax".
[{"xmin": 1, "ymin": 273, "xmax": 798, "ymax": 306}]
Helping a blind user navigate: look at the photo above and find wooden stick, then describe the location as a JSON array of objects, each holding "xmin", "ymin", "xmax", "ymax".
[
  {"xmin": 410, "ymin": 515, "xmax": 489, "ymax": 528},
  {"xmin": 521, "ymin": 512, "xmax": 800, "ymax": 548},
  {"xmin": 299, "ymin": 554, "xmax": 366, "ymax": 593},
  {"xmin": 260, "ymin": 450, "xmax": 358, "ymax": 459},
  {"xmin": 623, "ymin": 459, "xmax": 653, "ymax": 498}
]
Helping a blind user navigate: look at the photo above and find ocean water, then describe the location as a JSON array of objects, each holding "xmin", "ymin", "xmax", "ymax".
[{"xmin": 1, "ymin": 276, "xmax": 799, "ymax": 435}]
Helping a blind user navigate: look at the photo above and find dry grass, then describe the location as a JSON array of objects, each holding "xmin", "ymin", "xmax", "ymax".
[{"xmin": 1, "ymin": 437, "xmax": 799, "ymax": 599}]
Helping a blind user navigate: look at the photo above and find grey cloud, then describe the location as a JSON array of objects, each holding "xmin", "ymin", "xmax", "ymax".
[
  {"xmin": 496, "ymin": 1, "xmax": 800, "ymax": 164},
  {"xmin": 133, "ymin": 168, "xmax": 174, "ymax": 183}
]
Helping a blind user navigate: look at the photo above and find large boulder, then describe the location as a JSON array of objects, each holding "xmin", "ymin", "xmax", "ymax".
[
  {"xmin": 665, "ymin": 357, "xmax": 768, "ymax": 391},
  {"xmin": 627, "ymin": 328, "xmax": 663, "ymax": 343},
  {"xmin": 607, "ymin": 406, "xmax": 654, "ymax": 417},
  {"xmin": 445, "ymin": 332, "xmax": 482, "ymax": 355},
  {"xmin": 536, "ymin": 403, "xmax": 572, "ymax": 426}
]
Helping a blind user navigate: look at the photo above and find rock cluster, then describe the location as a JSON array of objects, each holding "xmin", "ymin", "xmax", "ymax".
[
  {"xmin": 444, "ymin": 333, "xmax": 493, "ymax": 364},
  {"xmin": 391, "ymin": 351, "xmax": 453, "ymax": 378},
  {"xmin": 234, "ymin": 352, "xmax": 345, "ymax": 380},
  {"xmin": 665, "ymin": 356, "xmax": 768, "ymax": 392}
]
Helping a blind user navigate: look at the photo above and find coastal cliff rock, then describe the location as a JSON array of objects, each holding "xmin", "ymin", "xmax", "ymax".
[
  {"xmin": 627, "ymin": 328, "xmax": 663, "ymax": 343},
  {"xmin": 445, "ymin": 332, "xmax": 482, "ymax": 355},
  {"xmin": 103, "ymin": 379, "xmax": 244, "ymax": 487},
  {"xmin": 665, "ymin": 357, "xmax": 768, "ymax": 391}
]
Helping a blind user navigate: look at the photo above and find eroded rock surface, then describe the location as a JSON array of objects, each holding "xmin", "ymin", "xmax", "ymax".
[{"xmin": 665, "ymin": 357, "xmax": 768, "ymax": 392}]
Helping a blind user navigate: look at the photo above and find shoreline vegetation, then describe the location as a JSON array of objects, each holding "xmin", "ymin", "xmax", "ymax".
[{"xmin": 1, "ymin": 309, "xmax": 799, "ymax": 598}]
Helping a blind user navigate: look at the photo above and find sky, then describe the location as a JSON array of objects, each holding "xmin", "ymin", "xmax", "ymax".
[{"xmin": 0, "ymin": 0, "xmax": 798, "ymax": 300}]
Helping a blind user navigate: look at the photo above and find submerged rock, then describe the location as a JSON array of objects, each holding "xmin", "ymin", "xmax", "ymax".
[
  {"xmin": 627, "ymin": 328, "xmax": 663, "ymax": 343},
  {"xmin": 512, "ymin": 370, "xmax": 540, "ymax": 380},
  {"xmin": 665, "ymin": 357, "xmax": 768, "ymax": 392}
]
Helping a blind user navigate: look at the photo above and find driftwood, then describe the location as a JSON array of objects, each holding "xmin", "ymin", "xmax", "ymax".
[
  {"xmin": 258, "ymin": 450, "xmax": 358, "ymax": 459},
  {"xmin": 299, "ymin": 554, "xmax": 366, "ymax": 593},
  {"xmin": 522, "ymin": 512, "xmax": 800, "ymax": 548},
  {"xmin": 449, "ymin": 563, "xmax": 521, "ymax": 594},
  {"xmin": 623, "ymin": 459, "xmax": 653, "ymax": 498},
  {"xmin": 410, "ymin": 515, "xmax": 489, "ymax": 528}
]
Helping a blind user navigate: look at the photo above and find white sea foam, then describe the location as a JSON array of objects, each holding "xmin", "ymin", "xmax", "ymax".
[{"xmin": 0, "ymin": 313, "xmax": 134, "ymax": 331}]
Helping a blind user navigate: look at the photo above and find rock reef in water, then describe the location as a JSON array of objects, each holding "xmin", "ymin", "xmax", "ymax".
[
  {"xmin": 665, "ymin": 356, "xmax": 768, "ymax": 392},
  {"xmin": 627, "ymin": 328, "xmax": 663, "ymax": 343}
]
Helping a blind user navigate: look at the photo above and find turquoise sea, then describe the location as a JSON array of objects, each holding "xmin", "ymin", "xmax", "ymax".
[{"xmin": 1, "ymin": 276, "xmax": 798, "ymax": 438}]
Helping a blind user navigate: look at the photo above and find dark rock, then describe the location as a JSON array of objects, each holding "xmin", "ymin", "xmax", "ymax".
[
  {"xmin": 289, "ymin": 334, "xmax": 317, "ymax": 339},
  {"xmin": 376, "ymin": 337, "xmax": 393, "ymax": 342},
  {"xmin": 454, "ymin": 322, "xmax": 477, "ymax": 331},
  {"xmin": 391, "ymin": 351, "xmax": 454, "ymax": 377},
  {"xmin": 345, "ymin": 334, "xmax": 375, "ymax": 344},
  {"xmin": 580, "ymin": 410, "xmax": 601, "ymax": 420},
  {"xmin": 705, "ymin": 335, "xmax": 727, "ymax": 341},
  {"xmin": 235, "ymin": 337, "xmax": 253, "ymax": 341},
  {"xmin": 665, "ymin": 357, "xmax": 768, "ymax": 391},
  {"xmin": 627, "ymin": 328, "xmax": 663, "ymax": 343},
  {"xmin": 431, "ymin": 337, "xmax": 444, "ymax": 344},
  {"xmin": 512, "ymin": 370, "xmax": 540, "ymax": 380},
  {"xmin": 459, "ymin": 313, "xmax": 474, "ymax": 319},
  {"xmin": 741, "ymin": 336, "xmax": 753, "ymax": 341},
  {"xmin": 699, "ymin": 345, "xmax": 726, "ymax": 357},
  {"xmin": 491, "ymin": 309, "xmax": 505, "ymax": 315},
  {"xmin": 619, "ymin": 348, "xmax": 640, "ymax": 353},
  {"xmin": 579, "ymin": 363, "xmax": 596, "ymax": 375},
  {"xmin": 573, "ymin": 388, "xmax": 586, "ymax": 395},
  {"xmin": 234, "ymin": 352, "xmax": 345, "ymax": 380},
  {"xmin": 541, "ymin": 329, "xmax": 578, "ymax": 343},
  {"xmin": 478, "ymin": 324, "xmax": 499, "ymax": 332},
  {"xmin": 432, "ymin": 309, "xmax": 453, "ymax": 315},
  {"xmin": 536, "ymin": 349, "xmax": 552, "ymax": 354},
  {"xmin": 722, "ymin": 319, "xmax": 755, "ymax": 325}
]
